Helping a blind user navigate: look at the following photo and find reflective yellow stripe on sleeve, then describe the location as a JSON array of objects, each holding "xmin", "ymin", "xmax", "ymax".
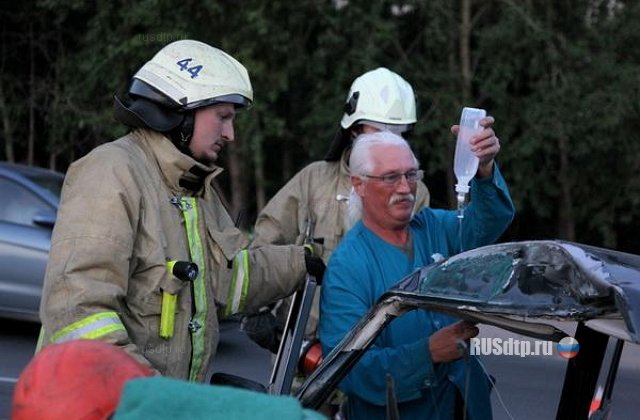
[
  {"xmin": 225, "ymin": 249, "xmax": 250, "ymax": 317},
  {"xmin": 50, "ymin": 311, "xmax": 125, "ymax": 344}
]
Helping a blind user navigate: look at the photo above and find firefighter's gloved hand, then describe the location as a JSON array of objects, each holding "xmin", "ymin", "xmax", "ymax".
[
  {"xmin": 241, "ymin": 309, "xmax": 283, "ymax": 354},
  {"xmin": 304, "ymin": 248, "xmax": 326, "ymax": 283},
  {"xmin": 303, "ymin": 242, "xmax": 323, "ymax": 258}
]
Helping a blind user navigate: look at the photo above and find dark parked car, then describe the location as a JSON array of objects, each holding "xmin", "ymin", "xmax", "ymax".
[{"xmin": 0, "ymin": 162, "xmax": 64, "ymax": 322}]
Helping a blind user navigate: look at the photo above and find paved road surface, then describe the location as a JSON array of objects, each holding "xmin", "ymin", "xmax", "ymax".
[
  {"xmin": 1, "ymin": 319, "xmax": 639, "ymax": 419},
  {"xmin": 481, "ymin": 323, "xmax": 640, "ymax": 420}
]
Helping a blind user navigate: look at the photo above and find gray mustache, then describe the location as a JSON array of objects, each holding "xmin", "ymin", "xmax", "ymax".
[{"xmin": 389, "ymin": 193, "xmax": 415, "ymax": 205}]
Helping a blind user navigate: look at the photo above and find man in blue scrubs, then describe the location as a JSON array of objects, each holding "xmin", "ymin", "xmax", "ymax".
[{"xmin": 319, "ymin": 127, "xmax": 514, "ymax": 419}]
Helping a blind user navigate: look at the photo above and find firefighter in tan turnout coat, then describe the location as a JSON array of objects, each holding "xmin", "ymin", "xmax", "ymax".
[
  {"xmin": 247, "ymin": 68, "xmax": 431, "ymax": 356},
  {"xmin": 39, "ymin": 40, "xmax": 321, "ymax": 382}
]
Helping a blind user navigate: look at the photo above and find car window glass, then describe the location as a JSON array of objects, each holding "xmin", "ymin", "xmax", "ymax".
[
  {"xmin": 0, "ymin": 177, "xmax": 51, "ymax": 226},
  {"xmin": 24, "ymin": 173, "xmax": 64, "ymax": 196}
]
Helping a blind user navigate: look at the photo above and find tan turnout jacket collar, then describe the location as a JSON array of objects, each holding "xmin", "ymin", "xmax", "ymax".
[{"xmin": 136, "ymin": 129, "xmax": 223, "ymax": 196}]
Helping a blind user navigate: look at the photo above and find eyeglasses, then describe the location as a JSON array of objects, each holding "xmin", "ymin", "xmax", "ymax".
[{"xmin": 363, "ymin": 169, "xmax": 423, "ymax": 186}]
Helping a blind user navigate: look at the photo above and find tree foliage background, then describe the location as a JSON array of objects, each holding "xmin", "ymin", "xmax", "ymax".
[{"xmin": 1, "ymin": 0, "xmax": 639, "ymax": 252}]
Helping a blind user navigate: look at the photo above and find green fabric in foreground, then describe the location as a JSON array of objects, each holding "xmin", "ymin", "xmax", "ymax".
[{"xmin": 114, "ymin": 377, "xmax": 326, "ymax": 420}]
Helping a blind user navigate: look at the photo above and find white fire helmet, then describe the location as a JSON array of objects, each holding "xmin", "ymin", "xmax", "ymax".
[
  {"xmin": 340, "ymin": 67, "xmax": 416, "ymax": 130},
  {"xmin": 132, "ymin": 39, "xmax": 253, "ymax": 110}
]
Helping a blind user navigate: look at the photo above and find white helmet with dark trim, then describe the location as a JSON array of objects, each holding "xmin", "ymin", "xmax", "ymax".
[
  {"xmin": 325, "ymin": 67, "xmax": 417, "ymax": 161},
  {"xmin": 340, "ymin": 67, "xmax": 416, "ymax": 130},
  {"xmin": 132, "ymin": 40, "xmax": 253, "ymax": 110},
  {"xmin": 114, "ymin": 40, "xmax": 253, "ymax": 151}
]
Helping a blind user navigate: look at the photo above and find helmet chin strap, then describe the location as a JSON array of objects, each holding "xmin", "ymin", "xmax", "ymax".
[{"xmin": 168, "ymin": 111, "xmax": 196, "ymax": 157}]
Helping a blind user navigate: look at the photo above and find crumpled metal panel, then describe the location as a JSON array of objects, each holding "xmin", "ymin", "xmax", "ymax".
[
  {"xmin": 297, "ymin": 240, "xmax": 640, "ymax": 409},
  {"xmin": 390, "ymin": 240, "xmax": 639, "ymax": 343}
]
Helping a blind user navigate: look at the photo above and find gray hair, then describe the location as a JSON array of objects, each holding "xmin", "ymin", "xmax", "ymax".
[
  {"xmin": 345, "ymin": 131, "xmax": 420, "ymax": 228},
  {"xmin": 349, "ymin": 131, "xmax": 419, "ymax": 177}
]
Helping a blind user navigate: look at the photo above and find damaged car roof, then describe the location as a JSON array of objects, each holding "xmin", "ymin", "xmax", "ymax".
[
  {"xmin": 392, "ymin": 240, "xmax": 640, "ymax": 343},
  {"xmin": 297, "ymin": 240, "xmax": 640, "ymax": 409}
]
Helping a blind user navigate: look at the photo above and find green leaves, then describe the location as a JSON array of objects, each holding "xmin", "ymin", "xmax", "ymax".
[{"xmin": 2, "ymin": 0, "xmax": 640, "ymax": 251}]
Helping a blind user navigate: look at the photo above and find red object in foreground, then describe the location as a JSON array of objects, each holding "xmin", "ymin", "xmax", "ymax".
[
  {"xmin": 300, "ymin": 341, "xmax": 324, "ymax": 377},
  {"xmin": 12, "ymin": 339, "xmax": 153, "ymax": 420}
]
